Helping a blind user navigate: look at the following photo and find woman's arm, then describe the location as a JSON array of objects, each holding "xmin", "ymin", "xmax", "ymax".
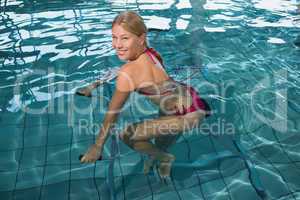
[
  {"xmin": 76, "ymin": 67, "xmax": 119, "ymax": 97},
  {"xmin": 94, "ymin": 89, "xmax": 130, "ymax": 147},
  {"xmin": 80, "ymin": 66, "xmax": 135, "ymax": 163}
]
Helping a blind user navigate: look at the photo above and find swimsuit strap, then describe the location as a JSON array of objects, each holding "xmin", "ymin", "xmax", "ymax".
[
  {"xmin": 145, "ymin": 47, "xmax": 163, "ymax": 65},
  {"xmin": 144, "ymin": 47, "xmax": 166, "ymax": 72},
  {"xmin": 136, "ymin": 47, "xmax": 169, "ymax": 96}
]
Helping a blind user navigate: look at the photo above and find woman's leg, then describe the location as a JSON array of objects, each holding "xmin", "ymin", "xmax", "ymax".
[
  {"xmin": 119, "ymin": 111, "xmax": 205, "ymax": 177},
  {"xmin": 155, "ymin": 134, "xmax": 179, "ymax": 151},
  {"xmin": 120, "ymin": 123, "xmax": 176, "ymax": 161},
  {"xmin": 142, "ymin": 134, "xmax": 179, "ymax": 175}
]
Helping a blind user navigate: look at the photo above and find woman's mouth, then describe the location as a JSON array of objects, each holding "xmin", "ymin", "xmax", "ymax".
[{"xmin": 117, "ymin": 50, "xmax": 127, "ymax": 56}]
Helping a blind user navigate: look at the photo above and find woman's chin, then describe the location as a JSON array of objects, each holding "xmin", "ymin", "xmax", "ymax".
[{"xmin": 118, "ymin": 54, "xmax": 129, "ymax": 61}]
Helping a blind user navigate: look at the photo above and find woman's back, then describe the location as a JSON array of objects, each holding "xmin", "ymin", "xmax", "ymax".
[
  {"xmin": 129, "ymin": 48, "xmax": 170, "ymax": 90},
  {"xmin": 122, "ymin": 48, "xmax": 193, "ymax": 116}
]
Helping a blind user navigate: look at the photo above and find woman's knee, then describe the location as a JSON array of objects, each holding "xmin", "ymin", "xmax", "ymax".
[
  {"xmin": 155, "ymin": 134, "xmax": 178, "ymax": 150},
  {"xmin": 119, "ymin": 123, "xmax": 138, "ymax": 146}
]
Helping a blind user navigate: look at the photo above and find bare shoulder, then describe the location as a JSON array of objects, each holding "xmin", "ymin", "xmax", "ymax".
[
  {"xmin": 116, "ymin": 62, "xmax": 140, "ymax": 92},
  {"xmin": 118, "ymin": 61, "xmax": 141, "ymax": 76},
  {"xmin": 119, "ymin": 62, "xmax": 130, "ymax": 72}
]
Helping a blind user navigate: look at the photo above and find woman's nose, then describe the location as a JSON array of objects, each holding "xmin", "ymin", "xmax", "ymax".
[{"xmin": 115, "ymin": 39, "xmax": 123, "ymax": 49}]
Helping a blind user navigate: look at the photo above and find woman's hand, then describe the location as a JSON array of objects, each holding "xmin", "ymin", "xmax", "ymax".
[
  {"xmin": 80, "ymin": 144, "xmax": 103, "ymax": 163},
  {"xmin": 175, "ymin": 95, "xmax": 192, "ymax": 114},
  {"xmin": 76, "ymin": 86, "xmax": 93, "ymax": 97},
  {"xmin": 79, "ymin": 68, "xmax": 131, "ymax": 164},
  {"xmin": 75, "ymin": 80, "xmax": 104, "ymax": 97}
]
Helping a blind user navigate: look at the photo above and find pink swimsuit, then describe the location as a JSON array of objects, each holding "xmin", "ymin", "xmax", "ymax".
[
  {"xmin": 175, "ymin": 84, "xmax": 210, "ymax": 116},
  {"xmin": 138, "ymin": 48, "xmax": 211, "ymax": 117}
]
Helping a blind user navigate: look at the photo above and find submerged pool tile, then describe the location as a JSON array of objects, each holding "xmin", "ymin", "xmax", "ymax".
[
  {"xmin": 0, "ymin": 126, "xmax": 23, "ymax": 150},
  {"xmin": 47, "ymin": 144, "xmax": 70, "ymax": 165},
  {"xmin": 171, "ymin": 169, "xmax": 201, "ymax": 191},
  {"xmin": 24, "ymin": 126, "xmax": 47, "ymax": 148},
  {"xmin": 40, "ymin": 180, "xmax": 69, "ymax": 200},
  {"xmin": 72, "ymin": 124, "xmax": 96, "ymax": 143},
  {"xmin": 118, "ymin": 153, "xmax": 142, "ymax": 176},
  {"xmin": 152, "ymin": 186, "xmax": 183, "ymax": 200},
  {"xmin": 72, "ymin": 106, "xmax": 95, "ymax": 127},
  {"xmin": 116, "ymin": 174, "xmax": 153, "ymax": 200},
  {"xmin": 19, "ymin": 147, "xmax": 46, "ymax": 169},
  {"xmin": 70, "ymin": 178, "xmax": 108, "ymax": 200},
  {"xmin": 202, "ymin": 178, "xmax": 230, "ymax": 200},
  {"xmin": 118, "ymin": 139, "xmax": 135, "ymax": 155},
  {"xmin": 273, "ymin": 163, "xmax": 300, "ymax": 192},
  {"xmin": 187, "ymin": 136, "xmax": 216, "ymax": 161},
  {"xmin": 0, "ymin": 111, "xmax": 25, "ymax": 126},
  {"xmin": 13, "ymin": 186, "xmax": 41, "ymax": 200},
  {"xmin": 0, "ymin": 191, "xmax": 13, "ymax": 200},
  {"xmin": 93, "ymin": 161, "xmax": 109, "ymax": 178},
  {"xmin": 25, "ymin": 112, "xmax": 48, "ymax": 127},
  {"xmin": 48, "ymin": 93, "xmax": 100, "ymax": 128},
  {"xmin": 0, "ymin": 92, "xmax": 7, "ymax": 101},
  {"xmin": 47, "ymin": 124, "xmax": 72, "ymax": 146},
  {"xmin": 178, "ymin": 186, "xmax": 206, "ymax": 200},
  {"xmin": 250, "ymin": 125, "xmax": 278, "ymax": 145},
  {"xmin": 70, "ymin": 163, "xmax": 99, "ymax": 180},
  {"xmin": 0, "ymin": 1, "xmax": 299, "ymax": 200},
  {"xmin": 225, "ymin": 168, "xmax": 261, "ymax": 200},
  {"xmin": 277, "ymin": 136, "xmax": 300, "ymax": 162},
  {"xmin": 268, "ymin": 148, "xmax": 293, "ymax": 163},
  {"xmin": 0, "ymin": 149, "xmax": 21, "ymax": 172},
  {"xmin": 0, "ymin": 171, "xmax": 17, "ymax": 191},
  {"xmin": 252, "ymin": 143, "xmax": 290, "ymax": 164},
  {"xmin": 258, "ymin": 162, "xmax": 294, "ymax": 199},
  {"xmin": 16, "ymin": 167, "xmax": 43, "ymax": 190},
  {"xmin": 218, "ymin": 157, "xmax": 245, "ymax": 177},
  {"xmin": 44, "ymin": 165, "xmax": 69, "ymax": 186},
  {"xmin": 47, "ymin": 113, "xmax": 68, "ymax": 126}
]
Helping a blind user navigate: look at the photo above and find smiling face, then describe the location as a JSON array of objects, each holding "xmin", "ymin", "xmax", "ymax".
[{"xmin": 112, "ymin": 24, "xmax": 146, "ymax": 61}]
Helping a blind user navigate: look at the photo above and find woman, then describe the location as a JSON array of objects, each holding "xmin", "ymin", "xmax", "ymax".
[{"xmin": 79, "ymin": 11, "xmax": 210, "ymax": 178}]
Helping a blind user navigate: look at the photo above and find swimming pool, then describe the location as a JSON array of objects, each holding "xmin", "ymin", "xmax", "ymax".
[{"xmin": 0, "ymin": 0, "xmax": 300, "ymax": 199}]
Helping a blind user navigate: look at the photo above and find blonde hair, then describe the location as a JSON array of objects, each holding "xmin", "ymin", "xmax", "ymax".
[
  {"xmin": 112, "ymin": 11, "xmax": 165, "ymax": 63},
  {"xmin": 112, "ymin": 11, "xmax": 147, "ymax": 36}
]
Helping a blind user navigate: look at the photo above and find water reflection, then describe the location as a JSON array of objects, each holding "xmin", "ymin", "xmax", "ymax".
[
  {"xmin": 0, "ymin": 0, "xmax": 299, "ymax": 112},
  {"xmin": 0, "ymin": 1, "xmax": 300, "ymax": 199},
  {"xmin": 253, "ymin": 0, "xmax": 298, "ymax": 12}
]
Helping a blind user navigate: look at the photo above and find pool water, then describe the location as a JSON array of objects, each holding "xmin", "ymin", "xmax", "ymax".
[{"xmin": 0, "ymin": 0, "xmax": 300, "ymax": 199}]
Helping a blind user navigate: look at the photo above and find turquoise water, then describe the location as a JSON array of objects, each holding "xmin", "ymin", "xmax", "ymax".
[{"xmin": 0, "ymin": 0, "xmax": 300, "ymax": 199}]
